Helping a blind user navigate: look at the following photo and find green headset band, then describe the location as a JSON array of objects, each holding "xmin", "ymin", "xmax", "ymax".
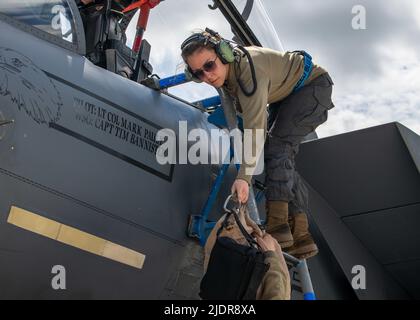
[
  {"xmin": 181, "ymin": 29, "xmax": 236, "ymax": 71},
  {"xmin": 181, "ymin": 29, "xmax": 257, "ymax": 96},
  {"xmin": 181, "ymin": 29, "xmax": 236, "ymax": 83},
  {"xmin": 181, "ymin": 32, "xmax": 219, "ymax": 55}
]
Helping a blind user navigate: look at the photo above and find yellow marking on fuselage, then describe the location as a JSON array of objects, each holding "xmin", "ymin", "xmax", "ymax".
[{"xmin": 7, "ymin": 206, "xmax": 145, "ymax": 269}]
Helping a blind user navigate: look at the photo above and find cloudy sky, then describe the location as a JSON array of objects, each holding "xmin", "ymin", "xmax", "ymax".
[{"xmin": 127, "ymin": 0, "xmax": 420, "ymax": 138}]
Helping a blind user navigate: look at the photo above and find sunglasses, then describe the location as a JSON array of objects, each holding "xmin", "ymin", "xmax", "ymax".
[{"xmin": 190, "ymin": 56, "xmax": 219, "ymax": 80}]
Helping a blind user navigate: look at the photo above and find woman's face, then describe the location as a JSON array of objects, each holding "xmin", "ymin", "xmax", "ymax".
[{"xmin": 186, "ymin": 47, "xmax": 229, "ymax": 88}]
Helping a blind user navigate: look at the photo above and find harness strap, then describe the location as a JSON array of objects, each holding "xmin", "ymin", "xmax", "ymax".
[{"xmin": 293, "ymin": 50, "xmax": 313, "ymax": 92}]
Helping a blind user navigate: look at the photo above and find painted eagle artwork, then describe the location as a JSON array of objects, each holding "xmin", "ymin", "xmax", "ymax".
[{"xmin": 0, "ymin": 47, "xmax": 62, "ymax": 125}]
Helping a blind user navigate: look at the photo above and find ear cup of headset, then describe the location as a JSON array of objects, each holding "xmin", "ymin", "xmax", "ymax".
[{"xmin": 217, "ymin": 40, "xmax": 235, "ymax": 64}]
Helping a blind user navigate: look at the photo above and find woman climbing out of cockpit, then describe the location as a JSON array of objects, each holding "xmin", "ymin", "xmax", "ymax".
[{"xmin": 180, "ymin": 28, "xmax": 335, "ymax": 260}]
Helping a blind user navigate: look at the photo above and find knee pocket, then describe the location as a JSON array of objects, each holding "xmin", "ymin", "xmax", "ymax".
[
  {"xmin": 293, "ymin": 85, "xmax": 333, "ymax": 129},
  {"xmin": 266, "ymin": 157, "xmax": 294, "ymax": 182},
  {"xmin": 314, "ymin": 85, "xmax": 334, "ymax": 110}
]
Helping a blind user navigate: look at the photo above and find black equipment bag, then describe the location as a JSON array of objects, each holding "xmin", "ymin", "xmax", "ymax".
[{"xmin": 199, "ymin": 209, "xmax": 269, "ymax": 300}]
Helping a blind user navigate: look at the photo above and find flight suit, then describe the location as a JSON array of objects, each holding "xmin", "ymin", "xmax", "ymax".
[{"xmin": 223, "ymin": 46, "xmax": 334, "ymax": 257}]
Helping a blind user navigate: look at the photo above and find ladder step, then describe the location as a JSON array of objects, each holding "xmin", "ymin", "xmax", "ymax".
[
  {"xmin": 158, "ymin": 73, "xmax": 189, "ymax": 89},
  {"xmin": 193, "ymin": 96, "xmax": 221, "ymax": 109}
]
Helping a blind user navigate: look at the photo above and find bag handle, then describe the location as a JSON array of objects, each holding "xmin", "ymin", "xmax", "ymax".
[
  {"xmin": 232, "ymin": 206, "xmax": 259, "ymax": 248},
  {"xmin": 217, "ymin": 195, "xmax": 259, "ymax": 248}
]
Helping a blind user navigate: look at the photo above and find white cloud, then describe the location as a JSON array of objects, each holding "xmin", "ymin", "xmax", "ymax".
[
  {"xmin": 262, "ymin": 0, "xmax": 420, "ymax": 137},
  {"xmin": 318, "ymin": 82, "xmax": 420, "ymax": 138},
  {"xmin": 318, "ymin": 36, "xmax": 420, "ymax": 138}
]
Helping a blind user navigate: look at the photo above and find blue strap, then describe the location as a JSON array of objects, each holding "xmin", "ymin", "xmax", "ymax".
[
  {"xmin": 293, "ymin": 51, "xmax": 313, "ymax": 92},
  {"xmin": 158, "ymin": 73, "xmax": 188, "ymax": 89}
]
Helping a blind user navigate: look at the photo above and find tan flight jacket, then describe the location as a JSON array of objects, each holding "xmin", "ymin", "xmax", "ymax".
[{"xmin": 223, "ymin": 47, "xmax": 327, "ymax": 184}]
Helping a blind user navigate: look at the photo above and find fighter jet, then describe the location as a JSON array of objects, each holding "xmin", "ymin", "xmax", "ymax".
[{"xmin": 0, "ymin": 0, "xmax": 419, "ymax": 300}]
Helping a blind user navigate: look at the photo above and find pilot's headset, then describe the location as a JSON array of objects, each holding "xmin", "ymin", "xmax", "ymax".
[{"xmin": 181, "ymin": 28, "xmax": 236, "ymax": 83}]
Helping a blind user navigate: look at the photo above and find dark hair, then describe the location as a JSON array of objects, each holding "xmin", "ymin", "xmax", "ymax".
[
  {"xmin": 181, "ymin": 42, "xmax": 215, "ymax": 62},
  {"xmin": 181, "ymin": 31, "xmax": 217, "ymax": 62}
]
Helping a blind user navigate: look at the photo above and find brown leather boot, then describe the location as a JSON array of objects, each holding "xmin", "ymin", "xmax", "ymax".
[
  {"xmin": 286, "ymin": 213, "xmax": 318, "ymax": 259},
  {"xmin": 266, "ymin": 201, "xmax": 294, "ymax": 249}
]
